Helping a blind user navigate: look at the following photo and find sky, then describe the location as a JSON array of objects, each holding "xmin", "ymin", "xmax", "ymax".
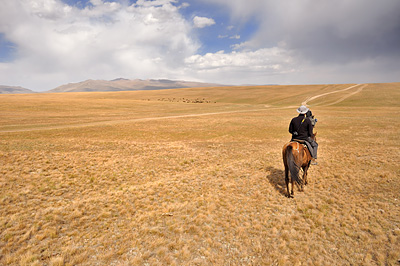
[{"xmin": 0, "ymin": 0, "xmax": 399, "ymax": 92}]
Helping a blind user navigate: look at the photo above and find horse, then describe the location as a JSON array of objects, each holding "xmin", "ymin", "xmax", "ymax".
[{"xmin": 282, "ymin": 133, "xmax": 316, "ymax": 198}]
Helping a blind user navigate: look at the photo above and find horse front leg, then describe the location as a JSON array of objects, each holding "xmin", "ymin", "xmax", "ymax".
[{"xmin": 302, "ymin": 164, "xmax": 310, "ymax": 186}]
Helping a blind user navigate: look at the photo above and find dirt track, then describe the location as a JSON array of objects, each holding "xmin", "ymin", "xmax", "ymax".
[
  {"xmin": 302, "ymin": 83, "xmax": 365, "ymax": 105},
  {"xmin": 0, "ymin": 84, "xmax": 366, "ymax": 133},
  {"xmin": 0, "ymin": 108, "xmax": 271, "ymax": 133}
]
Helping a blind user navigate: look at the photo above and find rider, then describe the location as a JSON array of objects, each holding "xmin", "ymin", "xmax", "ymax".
[{"xmin": 289, "ymin": 105, "xmax": 318, "ymax": 164}]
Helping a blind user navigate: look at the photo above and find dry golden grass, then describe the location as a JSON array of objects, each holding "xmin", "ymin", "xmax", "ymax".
[{"xmin": 0, "ymin": 83, "xmax": 399, "ymax": 265}]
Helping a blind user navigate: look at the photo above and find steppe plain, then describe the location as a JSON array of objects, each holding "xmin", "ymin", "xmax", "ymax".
[{"xmin": 0, "ymin": 83, "xmax": 399, "ymax": 265}]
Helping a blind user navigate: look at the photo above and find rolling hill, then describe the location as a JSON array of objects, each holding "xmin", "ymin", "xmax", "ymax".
[
  {"xmin": 47, "ymin": 78, "xmax": 225, "ymax": 93},
  {"xmin": 0, "ymin": 85, "xmax": 35, "ymax": 94}
]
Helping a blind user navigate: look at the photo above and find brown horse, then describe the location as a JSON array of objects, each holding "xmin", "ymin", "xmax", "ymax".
[{"xmin": 282, "ymin": 133, "xmax": 316, "ymax": 198}]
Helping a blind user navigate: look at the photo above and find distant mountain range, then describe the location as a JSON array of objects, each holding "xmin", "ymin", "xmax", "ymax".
[
  {"xmin": 0, "ymin": 85, "xmax": 36, "ymax": 94},
  {"xmin": 0, "ymin": 79, "xmax": 225, "ymax": 94}
]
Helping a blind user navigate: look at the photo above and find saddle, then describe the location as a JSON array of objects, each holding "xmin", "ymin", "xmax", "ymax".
[
  {"xmin": 291, "ymin": 139, "xmax": 311, "ymax": 152},
  {"xmin": 291, "ymin": 139, "xmax": 306, "ymax": 144}
]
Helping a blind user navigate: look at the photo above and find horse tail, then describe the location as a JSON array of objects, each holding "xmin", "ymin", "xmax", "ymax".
[{"xmin": 286, "ymin": 145, "xmax": 303, "ymax": 186}]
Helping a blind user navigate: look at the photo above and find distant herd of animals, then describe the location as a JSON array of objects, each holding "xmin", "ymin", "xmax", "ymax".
[{"xmin": 142, "ymin": 98, "xmax": 216, "ymax": 104}]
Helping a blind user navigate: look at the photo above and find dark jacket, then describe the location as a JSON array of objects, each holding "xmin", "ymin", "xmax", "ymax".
[{"xmin": 289, "ymin": 114, "xmax": 313, "ymax": 140}]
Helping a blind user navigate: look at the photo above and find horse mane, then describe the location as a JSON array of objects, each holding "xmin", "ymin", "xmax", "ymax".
[{"xmin": 312, "ymin": 132, "xmax": 317, "ymax": 141}]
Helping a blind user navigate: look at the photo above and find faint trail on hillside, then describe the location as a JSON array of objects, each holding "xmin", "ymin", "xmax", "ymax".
[
  {"xmin": 302, "ymin": 84, "xmax": 364, "ymax": 105},
  {"xmin": 324, "ymin": 84, "xmax": 368, "ymax": 106},
  {"xmin": 0, "ymin": 108, "xmax": 271, "ymax": 133}
]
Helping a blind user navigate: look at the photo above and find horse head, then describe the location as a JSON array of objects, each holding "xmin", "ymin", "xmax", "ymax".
[{"xmin": 311, "ymin": 132, "xmax": 317, "ymax": 141}]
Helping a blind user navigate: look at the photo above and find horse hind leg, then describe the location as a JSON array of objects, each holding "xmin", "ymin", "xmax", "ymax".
[
  {"xmin": 290, "ymin": 176, "xmax": 295, "ymax": 197},
  {"xmin": 284, "ymin": 166, "xmax": 292, "ymax": 198}
]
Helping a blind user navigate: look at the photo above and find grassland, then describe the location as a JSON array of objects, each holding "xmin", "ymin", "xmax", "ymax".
[{"xmin": 0, "ymin": 83, "xmax": 399, "ymax": 265}]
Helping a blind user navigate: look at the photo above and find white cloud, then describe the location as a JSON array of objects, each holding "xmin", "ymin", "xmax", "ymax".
[
  {"xmin": 218, "ymin": 34, "xmax": 240, "ymax": 40},
  {"xmin": 0, "ymin": 0, "xmax": 199, "ymax": 91},
  {"xmin": 183, "ymin": 48, "xmax": 298, "ymax": 85},
  {"xmin": 193, "ymin": 16, "xmax": 215, "ymax": 28},
  {"xmin": 185, "ymin": 48, "xmax": 294, "ymax": 70},
  {"xmin": 180, "ymin": 2, "xmax": 190, "ymax": 9}
]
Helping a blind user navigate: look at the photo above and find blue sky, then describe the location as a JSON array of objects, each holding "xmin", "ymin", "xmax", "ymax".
[
  {"xmin": 0, "ymin": 0, "xmax": 399, "ymax": 91},
  {"xmin": 0, "ymin": 33, "xmax": 16, "ymax": 62},
  {"xmin": 56, "ymin": 0, "xmax": 259, "ymax": 54},
  {"xmin": 179, "ymin": 1, "xmax": 259, "ymax": 54}
]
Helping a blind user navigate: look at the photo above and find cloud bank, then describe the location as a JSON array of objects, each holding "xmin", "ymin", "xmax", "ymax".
[
  {"xmin": 0, "ymin": 0, "xmax": 198, "ymax": 91},
  {"xmin": 0, "ymin": 0, "xmax": 399, "ymax": 91},
  {"xmin": 201, "ymin": 0, "xmax": 400, "ymax": 84}
]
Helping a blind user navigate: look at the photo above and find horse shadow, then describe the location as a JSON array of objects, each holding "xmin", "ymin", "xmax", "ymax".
[{"xmin": 265, "ymin": 166, "xmax": 286, "ymax": 196}]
